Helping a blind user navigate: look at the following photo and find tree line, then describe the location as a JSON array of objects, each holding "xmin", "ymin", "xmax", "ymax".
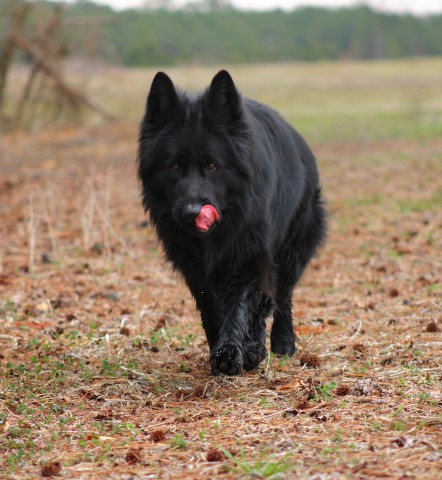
[{"xmin": 4, "ymin": 1, "xmax": 442, "ymax": 66}]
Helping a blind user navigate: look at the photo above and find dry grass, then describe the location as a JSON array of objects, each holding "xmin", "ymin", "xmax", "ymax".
[{"xmin": 0, "ymin": 59, "xmax": 441, "ymax": 479}]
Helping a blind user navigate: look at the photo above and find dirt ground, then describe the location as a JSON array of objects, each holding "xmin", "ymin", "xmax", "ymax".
[{"xmin": 0, "ymin": 62, "xmax": 441, "ymax": 479}]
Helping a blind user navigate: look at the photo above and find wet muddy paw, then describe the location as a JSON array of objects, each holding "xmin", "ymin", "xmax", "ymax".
[
  {"xmin": 210, "ymin": 344, "xmax": 243, "ymax": 376},
  {"xmin": 270, "ymin": 338, "xmax": 296, "ymax": 357},
  {"xmin": 243, "ymin": 342, "xmax": 267, "ymax": 371}
]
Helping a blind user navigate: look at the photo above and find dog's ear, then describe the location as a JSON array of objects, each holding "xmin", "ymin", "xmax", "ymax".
[
  {"xmin": 145, "ymin": 72, "xmax": 178, "ymax": 126},
  {"xmin": 208, "ymin": 70, "xmax": 242, "ymax": 124}
]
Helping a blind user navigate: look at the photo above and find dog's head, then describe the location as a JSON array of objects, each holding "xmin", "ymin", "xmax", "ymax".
[{"xmin": 137, "ymin": 70, "xmax": 253, "ymax": 237}]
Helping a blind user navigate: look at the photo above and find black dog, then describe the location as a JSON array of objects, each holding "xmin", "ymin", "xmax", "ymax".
[{"xmin": 138, "ymin": 70, "xmax": 327, "ymax": 375}]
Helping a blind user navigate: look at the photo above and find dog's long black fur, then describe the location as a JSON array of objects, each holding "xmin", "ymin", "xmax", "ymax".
[{"xmin": 137, "ymin": 70, "xmax": 327, "ymax": 375}]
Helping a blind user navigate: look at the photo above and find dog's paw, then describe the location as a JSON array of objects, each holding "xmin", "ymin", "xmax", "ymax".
[
  {"xmin": 210, "ymin": 344, "xmax": 243, "ymax": 376},
  {"xmin": 243, "ymin": 342, "xmax": 267, "ymax": 371},
  {"xmin": 270, "ymin": 338, "xmax": 296, "ymax": 357}
]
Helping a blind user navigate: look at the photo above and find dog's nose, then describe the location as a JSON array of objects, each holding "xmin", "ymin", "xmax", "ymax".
[{"xmin": 181, "ymin": 203, "xmax": 202, "ymax": 223}]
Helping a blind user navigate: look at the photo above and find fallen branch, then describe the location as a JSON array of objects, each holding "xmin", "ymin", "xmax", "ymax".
[
  {"xmin": 0, "ymin": 3, "xmax": 32, "ymax": 114},
  {"xmin": 10, "ymin": 31, "xmax": 114, "ymax": 120}
]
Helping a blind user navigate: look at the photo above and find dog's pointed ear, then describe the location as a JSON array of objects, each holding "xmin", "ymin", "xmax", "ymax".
[
  {"xmin": 145, "ymin": 72, "xmax": 178, "ymax": 126},
  {"xmin": 208, "ymin": 70, "xmax": 242, "ymax": 124}
]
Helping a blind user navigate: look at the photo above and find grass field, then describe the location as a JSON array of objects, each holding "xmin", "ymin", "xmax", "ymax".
[{"xmin": 0, "ymin": 58, "xmax": 441, "ymax": 479}]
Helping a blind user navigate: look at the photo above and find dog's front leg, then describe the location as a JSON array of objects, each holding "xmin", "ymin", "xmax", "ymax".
[{"xmin": 209, "ymin": 283, "xmax": 251, "ymax": 376}]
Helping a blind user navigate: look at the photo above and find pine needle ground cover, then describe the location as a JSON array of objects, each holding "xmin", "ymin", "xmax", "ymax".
[{"xmin": 1, "ymin": 59, "xmax": 441, "ymax": 479}]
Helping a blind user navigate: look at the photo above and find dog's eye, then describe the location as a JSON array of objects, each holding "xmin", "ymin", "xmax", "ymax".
[
  {"xmin": 206, "ymin": 163, "xmax": 217, "ymax": 172},
  {"xmin": 169, "ymin": 164, "xmax": 181, "ymax": 173}
]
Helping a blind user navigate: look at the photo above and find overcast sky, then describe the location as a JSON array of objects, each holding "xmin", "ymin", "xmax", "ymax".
[{"xmin": 79, "ymin": 0, "xmax": 442, "ymax": 14}]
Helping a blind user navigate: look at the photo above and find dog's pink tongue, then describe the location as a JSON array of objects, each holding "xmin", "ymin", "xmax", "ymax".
[{"xmin": 195, "ymin": 205, "xmax": 219, "ymax": 232}]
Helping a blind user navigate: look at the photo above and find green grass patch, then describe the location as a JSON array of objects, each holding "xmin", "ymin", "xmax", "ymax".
[{"xmin": 397, "ymin": 189, "xmax": 442, "ymax": 212}]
